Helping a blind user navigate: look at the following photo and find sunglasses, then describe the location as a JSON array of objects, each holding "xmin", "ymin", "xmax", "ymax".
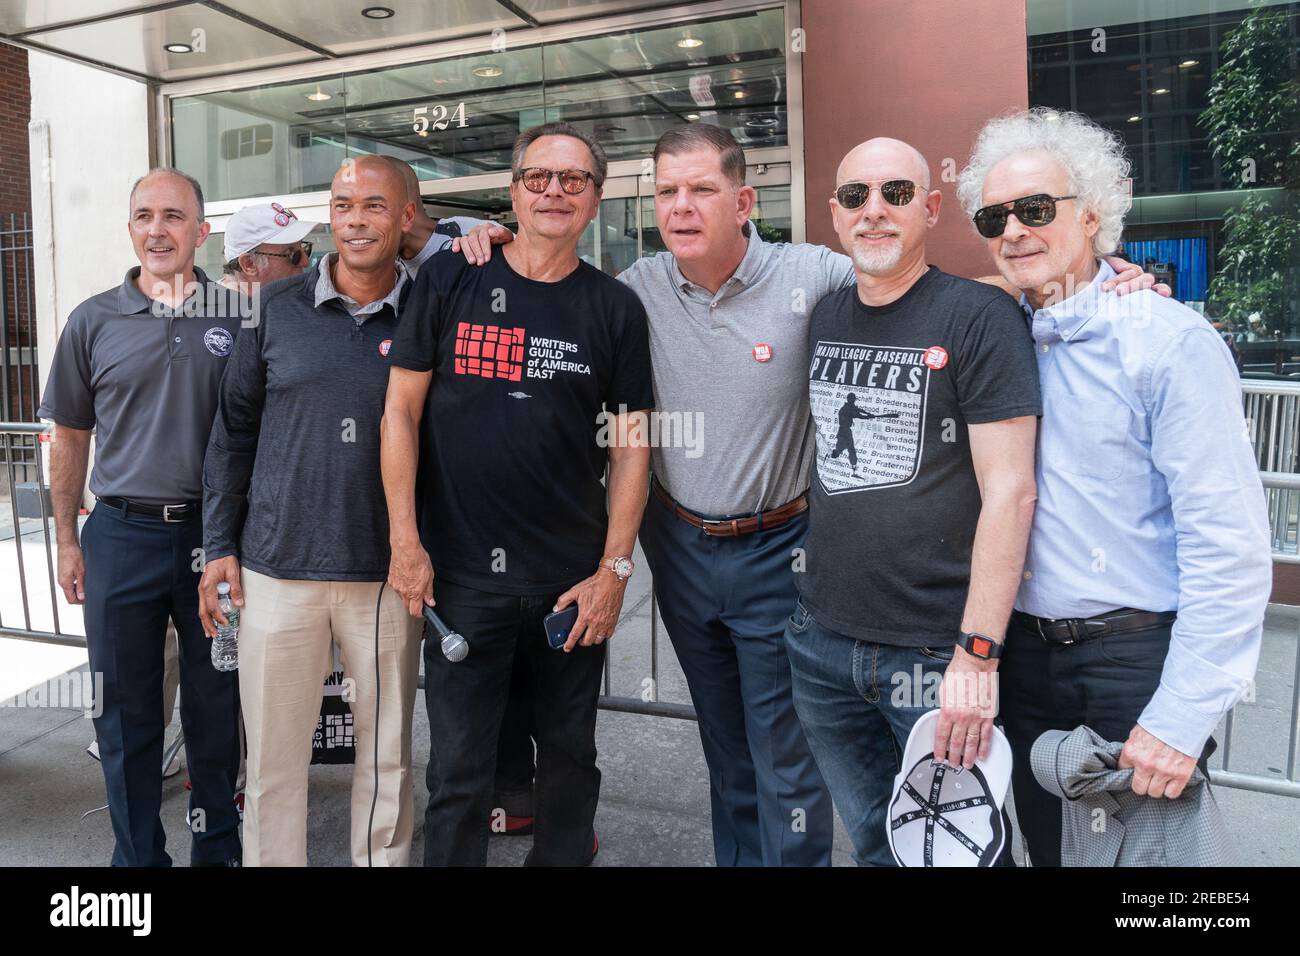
[
  {"xmin": 258, "ymin": 242, "xmax": 313, "ymax": 266},
  {"xmin": 833, "ymin": 179, "xmax": 917, "ymax": 209},
  {"xmin": 973, "ymin": 194, "xmax": 1076, "ymax": 238},
  {"xmin": 514, "ymin": 167, "xmax": 598, "ymax": 195}
]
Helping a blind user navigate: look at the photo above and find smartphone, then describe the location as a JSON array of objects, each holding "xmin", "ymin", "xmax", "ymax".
[{"xmin": 543, "ymin": 605, "xmax": 580, "ymax": 650}]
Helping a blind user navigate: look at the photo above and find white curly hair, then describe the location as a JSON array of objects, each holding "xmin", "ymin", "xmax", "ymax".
[{"xmin": 956, "ymin": 108, "xmax": 1132, "ymax": 256}]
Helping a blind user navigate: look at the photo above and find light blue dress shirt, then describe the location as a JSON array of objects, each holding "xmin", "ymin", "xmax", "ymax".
[{"xmin": 1016, "ymin": 260, "xmax": 1273, "ymax": 757}]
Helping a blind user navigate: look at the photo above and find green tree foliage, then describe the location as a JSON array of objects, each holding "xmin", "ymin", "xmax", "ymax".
[{"xmin": 1201, "ymin": 6, "xmax": 1299, "ymax": 331}]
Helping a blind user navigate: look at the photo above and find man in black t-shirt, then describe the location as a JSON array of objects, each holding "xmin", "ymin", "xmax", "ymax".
[
  {"xmin": 784, "ymin": 138, "xmax": 1041, "ymax": 866},
  {"xmin": 381, "ymin": 122, "xmax": 653, "ymax": 867}
]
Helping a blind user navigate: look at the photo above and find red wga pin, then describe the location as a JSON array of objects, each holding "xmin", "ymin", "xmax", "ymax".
[
  {"xmin": 379, "ymin": 339, "xmax": 392, "ymax": 357},
  {"xmin": 753, "ymin": 343, "xmax": 773, "ymax": 363},
  {"xmin": 923, "ymin": 346, "xmax": 948, "ymax": 370}
]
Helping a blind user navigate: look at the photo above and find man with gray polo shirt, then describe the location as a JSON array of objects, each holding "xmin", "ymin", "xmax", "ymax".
[
  {"xmin": 40, "ymin": 167, "xmax": 244, "ymax": 867},
  {"xmin": 619, "ymin": 124, "xmax": 1164, "ymax": 868},
  {"xmin": 620, "ymin": 125, "xmax": 846, "ymax": 866}
]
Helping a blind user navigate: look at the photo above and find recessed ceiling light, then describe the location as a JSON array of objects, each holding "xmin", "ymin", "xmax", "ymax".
[
  {"xmin": 1179, "ymin": 59, "xmax": 1200, "ymax": 68},
  {"xmin": 676, "ymin": 34, "xmax": 703, "ymax": 49},
  {"xmin": 746, "ymin": 117, "xmax": 777, "ymax": 128},
  {"xmin": 164, "ymin": 43, "xmax": 192, "ymax": 54},
  {"xmin": 1153, "ymin": 87, "xmax": 1170, "ymax": 95},
  {"xmin": 472, "ymin": 64, "xmax": 503, "ymax": 78},
  {"xmin": 732, "ymin": 90, "xmax": 746, "ymax": 99},
  {"xmin": 1127, "ymin": 115, "xmax": 1141, "ymax": 123},
  {"xmin": 462, "ymin": 135, "xmax": 480, "ymax": 143},
  {"xmin": 361, "ymin": 6, "xmax": 395, "ymax": 18},
  {"xmin": 685, "ymin": 113, "xmax": 700, "ymax": 121},
  {"xmin": 597, "ymin": 125, "xmax": 627, "ymax": 133},
  {"xmin": 305, "ymin": 85, "xmax": 331, "ymax": 102}
]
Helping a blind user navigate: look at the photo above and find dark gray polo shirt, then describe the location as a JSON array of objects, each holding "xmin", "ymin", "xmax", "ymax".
[{"xmin": 37, "ymin": 266, "xmax": 246, "ymax": 504}]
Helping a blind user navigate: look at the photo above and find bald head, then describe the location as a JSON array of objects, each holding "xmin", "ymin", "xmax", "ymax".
[
  {"xmin": 380, "ymin": 156, "xmax": 423, "ymax": 205},
  {"xmin": 331, "ymin": 154, "xmax": 410, "ymax": 200},
  {"xmin": 836, "ymin": 137, "xmax": 931, "ymax": 190}
]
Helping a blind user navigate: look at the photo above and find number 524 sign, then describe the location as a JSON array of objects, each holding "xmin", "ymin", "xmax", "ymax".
[{"xmin": 413, "ymin": 102, "xmax": 469, "ymax": 133}]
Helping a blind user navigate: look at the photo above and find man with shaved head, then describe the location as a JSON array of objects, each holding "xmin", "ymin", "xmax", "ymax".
[
  {"xmin": 201, "ymin": 154, "xmax": 428, "ymax": 865},
  {"xmin": 381, "ymin": 156, "xmax": 511, "ymax": 271},
  {"xmin": 39, "ymin": 167, "xmax": 244, "ymax": 866},
  {"xmin": 782, "ymin": 136, "xmax": 1040, "ymax": 866}
]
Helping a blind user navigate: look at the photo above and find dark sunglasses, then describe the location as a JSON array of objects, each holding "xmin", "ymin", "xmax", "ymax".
[
  {"xmin": 833, "ymin": 179, "xmax": 917, "ymax": 209},
  {"xmin": 973, "ymin": 194, "xmax": 1076, "ymax": 238},
  {"xmin": 258, "ymin": 242, "xmax": 313, "ymax": 266},
  {"xmin": 514, "ymin": 167, "xmax": 598, "ymax": 195}
]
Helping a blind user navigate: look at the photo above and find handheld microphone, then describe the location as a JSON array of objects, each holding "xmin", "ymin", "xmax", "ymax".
[{"xmin": 422, "ymin": 604, "xmax": 468, "ymax": 662}]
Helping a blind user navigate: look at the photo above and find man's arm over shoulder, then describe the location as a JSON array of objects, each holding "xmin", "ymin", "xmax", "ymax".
[{"xmin": 1139, "ymin": 324, "xmax": 1272, "ymax": 758}]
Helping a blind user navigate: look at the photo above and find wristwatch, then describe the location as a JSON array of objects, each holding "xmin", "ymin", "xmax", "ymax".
[
  {"xmin": 956, "ymin": 631, "xmax": 1003, "ymax": 660},
  {"xmin": 600, "ymin": 555, "xmax": 635, "ymax": 581}
]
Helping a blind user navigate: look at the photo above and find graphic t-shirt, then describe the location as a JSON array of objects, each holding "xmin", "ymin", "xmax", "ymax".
[
  {"xmin": 388, "ymin": 248, "xmax": 655, "ymax": 595},
  {"xmin": 796, "ymin": 266, "xmax": 1041, "ymax": 646}
]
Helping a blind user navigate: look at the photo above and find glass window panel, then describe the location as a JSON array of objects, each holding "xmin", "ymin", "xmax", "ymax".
[
  {"xmin": 173, "ymin": 75, "xmax": 348, "ymax": 200},
  {"xmin": 1027, "ymin": 0, "xmax": 1300, "ymax": 346}
]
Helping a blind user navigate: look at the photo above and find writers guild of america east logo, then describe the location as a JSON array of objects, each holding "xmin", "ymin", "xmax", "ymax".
[{"xmin": 204, "ymin": 326, "xmax": 234, "ymax": 357}]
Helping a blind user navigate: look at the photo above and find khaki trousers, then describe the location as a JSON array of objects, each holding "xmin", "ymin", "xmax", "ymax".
[{"xmin": 238, "ymin": 568, "xmax": 422, "ymax": 866}]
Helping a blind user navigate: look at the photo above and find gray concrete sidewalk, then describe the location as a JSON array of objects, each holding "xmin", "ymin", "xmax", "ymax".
[{"xmin": 2, "ymin": 551, "xmax": 1297, "ymax": 865}]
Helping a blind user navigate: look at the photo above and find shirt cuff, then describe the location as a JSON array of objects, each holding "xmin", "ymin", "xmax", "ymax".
[{"xmin": 1138, "ymin": 664, "xmax": 1250, "ymax": 759}]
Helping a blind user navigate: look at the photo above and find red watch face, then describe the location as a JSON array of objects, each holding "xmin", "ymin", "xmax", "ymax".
[{"xmin": 970, "ymin": 636, "xmax": 993, "ymax": 658}]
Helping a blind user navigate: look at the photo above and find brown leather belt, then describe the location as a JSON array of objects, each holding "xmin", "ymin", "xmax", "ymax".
[{"xmin": 651, "ymin": 479, "xmax": 807, "ymax": 538}]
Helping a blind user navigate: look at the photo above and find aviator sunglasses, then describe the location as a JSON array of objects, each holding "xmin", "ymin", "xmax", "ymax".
[{"xmin": 833, "ymin": 179, "xmax": 918, "ymax": 209}]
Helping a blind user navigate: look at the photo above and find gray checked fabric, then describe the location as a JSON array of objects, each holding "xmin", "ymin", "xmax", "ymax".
[{"xmin": 1030, "ymin": 725, "xmax": 1234, "ymax": 867}]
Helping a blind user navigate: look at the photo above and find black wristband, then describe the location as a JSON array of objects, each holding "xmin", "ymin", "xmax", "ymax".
[{"xmin": 956, "ymin": 631, "xmax": 1003, "ymax": 660}]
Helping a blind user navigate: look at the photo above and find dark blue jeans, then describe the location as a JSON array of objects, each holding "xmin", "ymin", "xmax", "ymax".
[
  {"xmin": 785, "ymin": 599, "xmax": 1011, "ymax": 867},
  {"xmin": 81, "ymin": 502, "xmax": 242, "ymax": 866},
  {"xmin": 639, "ymin": 496, "xmax": 832, "ymax": 866},
  {"xmin": 422, "ymin": 579, "xmax": 605, "ymax": 866}
]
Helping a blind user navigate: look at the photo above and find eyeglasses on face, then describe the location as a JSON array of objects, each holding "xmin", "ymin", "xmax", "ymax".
[
  {"xmin": 972, "ymin": 194, "xmax": 1076, "ymax": 238},
  {"xmin": 513, "ymin": 167, "xmax": 599, "ymax": 195},
  {"xmin": 257, "ymin": 242, "xmax": 313, "ymax": 266},
  {"xmin": 833, "ymin": 179, "xmax": 918, "ymax": 209}
]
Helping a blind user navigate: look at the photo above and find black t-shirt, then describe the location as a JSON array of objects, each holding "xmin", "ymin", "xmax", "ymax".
[
  {"xmin": 388, "ymin": 249, "xmax": 655, "ymax": 595},
  {"xmin": 797, "ymin": 266, "xmax": 1041, "ymax": 646}
]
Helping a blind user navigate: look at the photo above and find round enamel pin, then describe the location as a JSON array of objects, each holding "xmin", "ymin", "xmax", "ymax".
[
  {"xmin": 753, "ymin": 343, "xmax": 773, "ymax": 362},
  {"xmin": 924, "ymin": 346, "xmax": 949, "ymax": 370}
]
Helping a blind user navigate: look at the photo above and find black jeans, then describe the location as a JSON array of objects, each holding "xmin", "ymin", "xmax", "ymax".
[
  {"xmin": 422, "ymin": 579, "xmax": 605, "ymax": 866},
  {"xmin": 1000, "ymin": 617, "xmax": 1212, "ymax": 867}
]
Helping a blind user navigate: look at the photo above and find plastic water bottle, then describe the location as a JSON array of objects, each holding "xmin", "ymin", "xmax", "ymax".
[{"xmin": 211, "ymin": 581, "xmax": 239, "ymax": 672}]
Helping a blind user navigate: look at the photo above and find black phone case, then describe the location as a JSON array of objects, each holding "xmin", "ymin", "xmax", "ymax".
[{"xmin": 543, "ymin": 605, "xmax": 580, "ymax": 649}]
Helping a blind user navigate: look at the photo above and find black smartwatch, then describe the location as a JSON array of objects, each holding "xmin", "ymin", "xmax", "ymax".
[{"xmin": 956, "ymin": 631, "xmax": 1003, "ymax": 660}]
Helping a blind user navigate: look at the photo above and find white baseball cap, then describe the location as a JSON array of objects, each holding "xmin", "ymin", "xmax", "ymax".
[
  {"xmin": 222, "ymin": 201, "xmax": 317, "ymax": 262},
  {"xmin": 887, "ymin": 709, "xmax": 1013, "ymax": 867}
]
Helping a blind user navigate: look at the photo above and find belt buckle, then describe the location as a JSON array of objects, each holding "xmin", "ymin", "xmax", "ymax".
[
  {"xmin": 700, "ymin": 518, "xmax": 725, "ymax": 537},
  {"xmin": 162, "ymin": 504, "xmax": 185, "ymax": 523}
]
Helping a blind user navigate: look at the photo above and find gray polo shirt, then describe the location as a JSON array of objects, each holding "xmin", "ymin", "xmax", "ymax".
[
  {"xmin": 37, "ymin": 266, "xmax": 245, "ymax": 504},
  {"xmin": 314, "ymin": 253, "xmax": 407, "ymax": 318},
  {"xmin": 619, "ymin": 225, "xmax": 854, "ymax": 515}
]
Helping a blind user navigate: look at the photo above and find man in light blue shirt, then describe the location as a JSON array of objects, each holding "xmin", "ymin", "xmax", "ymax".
[{"xmin": 957, "ymin": 108, "xmax": 1273, "ymax": 866}]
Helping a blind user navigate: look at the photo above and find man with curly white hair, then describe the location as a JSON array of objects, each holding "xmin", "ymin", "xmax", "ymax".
[{"xmin": 958, "ymin": 108, "xmax": 1273, "ymax": 866}]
